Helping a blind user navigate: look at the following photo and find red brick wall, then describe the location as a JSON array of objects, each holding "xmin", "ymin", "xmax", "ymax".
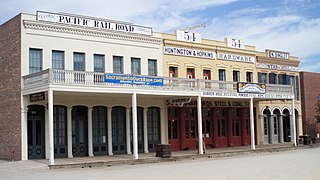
[
  {"xmin": 0, "ymin": 14, "xmax": 22, "ymax": 160},
  {"xmin": 300, "ymin": 71, "xmax": 320, "ymax": 136}
]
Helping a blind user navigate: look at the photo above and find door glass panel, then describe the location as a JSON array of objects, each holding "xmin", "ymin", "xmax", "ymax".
[
  {"xmin": 36, "ymin": 120, "xmax": 41, "ymax": 146},
  {"xmin": 79, "ymin": 118, "xmax": 84, "ymax": 144},
  {"xmin": 28, "ymin": 121, "xmax": 33, "ymax": 146}
]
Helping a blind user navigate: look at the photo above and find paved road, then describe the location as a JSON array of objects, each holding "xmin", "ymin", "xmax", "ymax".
[{"xmin": 1, "ymin": 147, "xmax": 319, "ymax": 180}]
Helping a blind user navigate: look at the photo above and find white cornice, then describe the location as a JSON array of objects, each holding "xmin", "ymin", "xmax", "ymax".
[{"xmin": 23, "ymin": 20, "xmax": 162, "ymax": 45}]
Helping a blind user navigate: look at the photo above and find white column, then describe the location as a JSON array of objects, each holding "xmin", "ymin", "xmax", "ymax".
[
  {"xmin": 197, "ymin": 95, "xmax": 203, "ymax": 155},
  {"xmin": 291, "ymin": 98, "xmax": 297, "ymax": 146},
  {"xmin": 48, "ymin": 89, "xmax": 55, "ymax": 165},
  {"xmin": 279, "ymin": 115, "xmax": 284, "ymax": 143},
  {"xmin": 250, "ymin": 98, "xmax": 256, "ymax": 150},
  {"xmin": 143, "ymin": 108, "xmax": 149, "ymax": 153},
  {"xmin": 160, "ymin": 108, "xmax": 165, "ymax": 144},
  {"xmin": 126, "ymin": 108, "xmax": 131, "ymax": 154},
  {"xmin": 107, "ymin": 108, "xmax": 113, "ymax": 155},
  {"xmin": 132, "ymin": 93, "xmax": 138, "ymax": 160},
  {"xmin": 88, "ymin": 108, "xmax": 94, "ymax": 157},
  {"xmin": 45, "ymin": 109, "xmax": 49, "ymax": 159},
  {"xmin": 21, "ymin": 99, "xmax": 28, "ymax": 160},
  {"xmin": 67, "ymin": 107, "xmax": 73, "ymax": 158}
]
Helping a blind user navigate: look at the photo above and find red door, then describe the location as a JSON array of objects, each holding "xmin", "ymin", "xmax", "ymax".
[
  {"xmin": 242, "ymin": 108, "xmax": 251, "ymax": 145},
  {"xmin": 202, "ymin": 108, "xmax": 213, "ymax": 149},
  {"xmin": 203, "ymin": 70, "xmax": 211, "ymax": 89},
  {"xmin": 229, "ymin": 109, "xmax": 242, "ymax": 146},
  {"xmin": 214, "ymin": 108, "xmax": 228, "ymax": 148},
  {"xmin": 168, "ymin": 108, "xmax": 181, "ymax": 151},
  {"xmin": 180, "ymin": 108, "xmax": 198, "ymax": 150}
]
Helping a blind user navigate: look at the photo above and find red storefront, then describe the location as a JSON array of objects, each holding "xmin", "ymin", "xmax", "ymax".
[{"xmin": 168, "ymin": 100, "xmax": 253, "ymax": 151}]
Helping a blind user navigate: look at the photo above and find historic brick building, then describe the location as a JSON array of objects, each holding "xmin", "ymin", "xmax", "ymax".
[{"xmin": 300, "ymin": 71, "xmax": 320, "ymax": 136}]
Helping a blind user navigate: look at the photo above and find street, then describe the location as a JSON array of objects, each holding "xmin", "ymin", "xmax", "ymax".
[{"xmin": 0, "ymin": 147, "xmax": 319, "ymax": 180}]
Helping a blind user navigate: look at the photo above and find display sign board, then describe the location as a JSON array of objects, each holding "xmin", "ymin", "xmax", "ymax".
[
  {"xmin": 267, "ymin": 50, "xmax": 289, "ymax": 60},
  {"xmin": 217, "ymin": 53, "xmax": 254, "ymax": 63},
  {"xmin": 176, "ymin": 30, "xmax": 201, "ymax": 43},
  {"xmin": 164, "ymin": 46, "xmax": 215, "ymax": 59},
  {"xmin": 256, "ymin": 63, "xmax": 299, "ymax": 71},
  {"xmin": 167, "ymin": 97, "xmax": 192, "ymax": 107},
  {"xmin": 37, "ymin": 11, "xmax": 153, "ymax": 36},
  {"xmin": 237, "ymin": 82, "xmax": 266, "ymax": 94},
  {"xmin": 30, "ymin": 92, "xmax": 45, "ymax": 102},
  {"xmin": 202, "ymin": 91, "xmax": 293, "ymax": 99},
  {"xmin": 226, "ymin": 38, "xmax": 245, "ymax": 49},
  {"xmin": 104, "ymin": 74, "xmax": 163, "ymax": 86}
]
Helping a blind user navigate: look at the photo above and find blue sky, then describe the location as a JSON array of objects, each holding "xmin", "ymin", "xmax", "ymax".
[{"xmin": 1, "ymin": 0, "xmax": 319, "ymax": 72}]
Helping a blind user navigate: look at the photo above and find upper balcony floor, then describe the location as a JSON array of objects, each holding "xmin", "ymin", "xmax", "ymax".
[{"xmin": 22, "ymin": 69, "xmax": 294, "ymax": 100}]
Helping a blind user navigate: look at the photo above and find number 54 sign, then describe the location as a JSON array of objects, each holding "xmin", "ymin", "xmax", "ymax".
[
  {"xmin": 176, "ymin": 30, "xmax": 201, "ymax": 43},
  {"xmin": 226, "ymin": 38, "xmax": 245, "ymax": 49}
]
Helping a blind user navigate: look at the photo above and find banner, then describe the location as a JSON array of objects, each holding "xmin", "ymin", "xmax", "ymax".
[
  {"xmin": 237, "ymin": 82, "xmax": 266, "ymax": 94},
  {"xmin": 104, "ymin": 74, "xmax": 163, "ymax": 86}
]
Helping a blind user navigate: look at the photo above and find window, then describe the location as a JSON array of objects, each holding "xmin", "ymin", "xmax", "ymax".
[
  {"xmin": 218, "ymin": 69, "xmax": 226, "ymax": 81},
  {"xmin": 113, "ymin": 56, "xmax": 123, "ymax": 74},
  {"xmin": 187, "ymin": 68, "xmax": 195, "ymax": 78},
  {"xmin": 94, "ymin": 54, "xmax": 105, "ymax": 73},
  {"xmin": 169, "ymin": 67, "xmax": 178, "ymax": 77},
  {"xmin": 73, "ymin": 52, "xmax": 85, "ymax": 71},
  {"xmin": 148, "ymin": 59, "xmax": 157, "ymax": 76},
  {"xmin": 29, "ymin": 49, "xmax": 42, "ymax": 74},
  {"xmin": 131, "ymin": 57, "xmax": 141, "ymax": 75},
  {"xmin": 246, "ymin": 72, "xmax": 253, "ymax": 83},
  {"xmin": 52, "ymin": 51, "xmax": 64, "ymax": 69},
  {"xmin": 269, "ymin": 73, "xmax": 277, "ymax": 84},
  {"xmin": 258, "ymin": 72, "xmax": 268, "ymax": 84},
  {"xmin": 233, "ymin": 71, "xmax": 240, "ymax": 82}
]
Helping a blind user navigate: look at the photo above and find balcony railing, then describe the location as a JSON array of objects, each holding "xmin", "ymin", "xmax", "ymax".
[{"xmin": 22, "ymin": 69, "xmax": 293, "ymax": 96}]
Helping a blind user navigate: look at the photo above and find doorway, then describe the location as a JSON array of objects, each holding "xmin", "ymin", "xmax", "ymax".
[
  {"xmin": 28, "ymin": 105, "xmax": 45, "ymax": 159},
  {"xmin": 112, "ymin": 106, "xmax": 126, "ymax": 154},
  {"xmin": 72, "ymin": 106, "xmax": 88, "ymax": 157}
]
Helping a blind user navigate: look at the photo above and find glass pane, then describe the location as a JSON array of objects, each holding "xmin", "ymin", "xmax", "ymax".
[
  {"xmin": 148, "ymin": 59, "xmax": 157, "ymax": 76},
  {"xmin": 113, "ymin": 56, "xmax": 123, "ymax": 74},
  {"xmin": 131, "ymin": 58, "xmax": 141, "ymax": 75},
  {"xmin": 29, "ymin": 49, "xmax": 42, "ymax": 74},
  {"xmin": 36, "ymin": 120, "xmax": 41, "ymax": 146},
  {"xmin": 52, "ymin": 51, "xmax": 64, "ymax": 69},
  {"xmin": 94, "ymin": 54, "xmax": 105, "ymax": 72},
  {"xmin": 73, "ymin": 53, "xmax": 85, "ymax": 71}
]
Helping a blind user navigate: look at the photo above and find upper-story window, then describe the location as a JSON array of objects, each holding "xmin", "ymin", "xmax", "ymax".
[
  {"xmin": 246, "ymin": 72, "xmax": 253, "ymax": 83},
  {"xmin": 148, "ymin": 59, "xmax": 157, "ymax": 76},
  {"xmin": 113, "ymin": 56, "xmax": 123, "ymax": 74},
  {"xmin": 187, "ymin": 68, "xmax": 195, "ymax": 79},
  {"xmin": 29, "ymin": 48, "xmax": 42, "ymax": 74},
  {"xmin": 73, "ymin": 52, "xmax": 85, "ymax": 71},
  {"xmin": 52, "ymin": 50, "xmax": 64, "ymax": 69},
  {"xmin": 131, "ymin": 57, "xmax": 141, "ymax": 75},
  {"xmin": 169, "ymin": 67, "xmax": 178, "ymax": 77},
  {"xmin": 269, "ymin": 73, "xmax": 277, "ymax": 84},
  {"xmin": 218, "ymin": 69, "xmax": 226, "ymax": 81},
  {"xmin": 94, "ymin": 54, "xmax": 105, "ymax": 73},
  {"xmin": 233, "ymin": 70, "xmax": 240, "ymax": 82},
  {"xmin": 258, "ymin": 72, "xmax": 268, "ymax": 84}
]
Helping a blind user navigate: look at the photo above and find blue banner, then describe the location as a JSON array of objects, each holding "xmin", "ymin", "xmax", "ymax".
[{"xmin": 104, "ymin": 74, "xmax": 164, "ymax": 86}]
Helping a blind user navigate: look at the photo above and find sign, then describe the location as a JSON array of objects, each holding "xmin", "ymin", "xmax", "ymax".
[
  {"xmin": 256, "ymin": 63, "xmax": 299, "ymax": 72},
  {"xmin": 217, "ymin": 53, "xmax": 254, "ymax": 63},
  {"xmin": 226, "ymin": 38, "xmax": 245, "ymax": 49},
  {"xmin": 30, "ymin": 92, "xmax": 45, "ymax": 102},
  {"xmin": 37, "ymin": 11, "xmax": 152, "ymax": 36},
  {"xmin": 202, "ymin": 91, "xmax": 293, "ymax": 99},
  {"xmin": 176, "ymin": 30, "xmax": 201, "ymax": 43},
  {"xmin": 237, "ymin": 82, "xmax": 266, "ymax": 94},
  {"xmin": 104, "ymin": 74, "xmax": 163, "ymax": 86},
  {"xmin": 267, "ymin": 50, "xmax": 289, "ymax": 60},
  {"xmin": 167, "ymin": 97, "xmax": 192, "ymax": 106},
  {"xmin": 164, "ymin": 47, "xmax": 215, "ymax": 59},
  {"xmin": 167, "ymin": 100, "xmax": 249, "ymax": 107}
]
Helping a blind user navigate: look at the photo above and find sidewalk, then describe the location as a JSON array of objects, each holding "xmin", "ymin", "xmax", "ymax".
[{"xmin": 32, "ymin": 143, "xmax": 314, "ymax": 169}]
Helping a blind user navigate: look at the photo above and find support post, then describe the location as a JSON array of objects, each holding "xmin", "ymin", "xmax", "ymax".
[
  {"xmin": 132, "ymin": 93, "xmax": 138, "ymax": 159},
  {"xmin": 67, "ymin": 107, "xmax": 73, "ymax": 158},
  {"xmin": 107, "ymin": 108, "xmax": 113, "ymax": 155},
  {"xmin": 88, "ymin": 108, "xmax": 93, "ymax": 157},
  {"xmin": 48, "ymin": 89, "xmax": 55, "ymax": 165},
  {"xmin": 21, "ymin": 95, "xmax": 28, "ymax": 160},
  {"xmin": 197, "ymin": 95, "xmax": 203, "ymax": 154},
  {"xmin": 143, "ymin": 108, "xmax": 149, "ymax": 153},
  {"xmin": 250, "ymin": 98, "xmax": 256, "ymax": 150},
  {"xmin": 291, "ymin": 98, "xmax": 297, "ymax": 146}
]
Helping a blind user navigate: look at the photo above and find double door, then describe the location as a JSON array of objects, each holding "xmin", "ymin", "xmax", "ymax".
[
  {"xmin": 72, "ymin": 106, "xmax": 88, "ymax": 157},
  {"xmin": 28, "ymin": 105, "xmax": 45, "ymax": 159}
]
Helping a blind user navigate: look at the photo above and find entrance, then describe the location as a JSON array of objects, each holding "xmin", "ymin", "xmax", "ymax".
[
  {"xmin": 112, "ymin": 106, "xmax": 126, "ymax": 154},
  {"xmin": 147, "ymin": 107, "xmax": 161, "ymax": 152},
  {"xmin": 215, "ymin": 108, "xmax": 228, "ymax": 148},
  {"xmin": 263, "ymin": 108, "xmax": 271, "ymax": 144},
  {"xmin": 229, "ymin": 109, "xmax": 241, "ymax": 146},
  {"xmin": 283, "ymin": 109, "xmax": 291, "ymax": 142},
  {"xmin": 92, "ymin": 106, "xmax": 108, "ymax": 156},
  {"xmin": 53, "ymin": 105, "xmax": 67, "ymax": 158},
  {"xmin": 130, "ymin": 107, "xmax": 144, "ymax": 153},
  {"xmin": 181, "ymin": 108, "xmax": 198, "ymax": 150},
  {"xmin": 72, "ymin": 106, "xmax": 88, "ymax": 157},
  {"xmin": 28, "ymin": 105, "xmax": 45, "ymax": 159},
  {"xmin": 168, "ymin": 108, "xmax": 181, "ymax": 151}
]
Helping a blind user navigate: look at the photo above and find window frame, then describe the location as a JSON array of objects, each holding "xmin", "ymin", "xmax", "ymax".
[{"xmin": 29, "ymin": 48, "xmax": 43, "ymax": 74}]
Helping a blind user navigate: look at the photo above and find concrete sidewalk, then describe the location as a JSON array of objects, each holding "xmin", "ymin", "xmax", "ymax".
[{"xmin": 29, "ymin": 143, "xmax": 315, "ymax": 169}]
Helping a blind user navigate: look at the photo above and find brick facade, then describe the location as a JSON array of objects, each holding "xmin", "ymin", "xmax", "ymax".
[
  {"xmin": 300, "ymin": 71, "xmax": 320, "ymax": 136},
  {"xmin": 0, "ymin": 14, "xmax": 22, "ymax": 160}
]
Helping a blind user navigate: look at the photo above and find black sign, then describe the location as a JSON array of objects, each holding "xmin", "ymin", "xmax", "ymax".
[{"xmin": 30, "ymin": 92, "xmax": 45, "ymax": 102}]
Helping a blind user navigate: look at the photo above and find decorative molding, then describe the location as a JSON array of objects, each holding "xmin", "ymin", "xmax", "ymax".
[{"xmin": 23, "ymin": 20, "xmax": 162, "ymax": 45}]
